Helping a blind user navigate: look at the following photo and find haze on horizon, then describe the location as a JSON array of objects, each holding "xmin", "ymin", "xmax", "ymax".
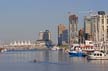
[{"xmin": 0, "ymin": 0, "xmax": 108, "ymax": 43}]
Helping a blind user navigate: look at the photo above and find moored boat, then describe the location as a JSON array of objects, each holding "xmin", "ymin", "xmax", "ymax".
[
  {"xmin": 68, "ymin": 44, "xmax": 86, "ymax": 57},
  {"xmin": 51, "ymin": 45, "xmax": 60, "ymax": 51},
  {"xmin": 69, "ymin": 50, "xmax": 86, "ymax": 57},
  {"xmin": 0, "ymin": 48, "xmax": 7, "ymax": 53},
  {"xmin": 87, "ymin": 51, "xmax": 108, "ymax": 60}
]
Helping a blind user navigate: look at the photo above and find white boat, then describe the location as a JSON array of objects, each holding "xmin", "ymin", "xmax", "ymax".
[
  {"xmin": 51, "ymin": 46, "xmax": 60, "ymax": 51},
  {"xmin": 87, "ymin": 51, "xmax": 108, "ymax": 60},
  {"xmin": 0, "ymin": 48, "xmax": 7, "ymax": 53}
]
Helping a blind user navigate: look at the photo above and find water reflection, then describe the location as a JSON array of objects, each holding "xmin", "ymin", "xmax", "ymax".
[
  {"xmin": 34, "ymin": 50, "xmax": 70, "ymax": 64},
  {"xmin": 3, "ymin": 50, "xmax": 108, "ymax": 64},
  {"xmin": 1, "ymin": 50, "xmax": 108, "ymax": 71},
  {"xmin": 70, "ymin": 57, "xmax": 87, "ymax": 63},
  {"xmin": 88, "ymin": 60, "xmax": 108, "ymax": 64}
]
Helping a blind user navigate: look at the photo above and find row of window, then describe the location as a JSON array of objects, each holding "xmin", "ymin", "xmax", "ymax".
[
  {"xmin": 81, "ymin": 47, "xmax": 94, "ymax": 50},
  {"xmin": 94, "ymin": 53, "xmax": 102, "ymax": 56},
  {"xmin": 101, "ymin": 19, "xmax": 108, "ymax": 24}
]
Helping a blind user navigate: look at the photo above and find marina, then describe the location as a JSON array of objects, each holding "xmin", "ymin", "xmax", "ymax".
[
  {"xmin": 0, "ymin": 50, "xmax": 108, "ymax": 71},
  {"xmin": 0, "ymin": 0, "xmax": 107, "ymax": 71}
]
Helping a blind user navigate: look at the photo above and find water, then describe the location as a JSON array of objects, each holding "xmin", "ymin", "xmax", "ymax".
[{"xmin": 0, "ymin": 50, "xmax": 108, "ymax": 71}]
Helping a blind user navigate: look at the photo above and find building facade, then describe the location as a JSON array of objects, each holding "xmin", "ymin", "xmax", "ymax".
[
  {"xmin": 97, "ymin": 11, "xmax": 108, "ymax": 42},
  {"xmin": 39, "ymin": 30, "xmax": 51, "ymax": 41},
  {"xmin": 43, "ymin": 30, "xmax": 51, "ymax": 41},
  {"xmin": 39, "ymin": 31, "xmax": 44, "ymax": 40},
  {"xmin": 37, "ymin": 30, "xmax": 52, "ymax": 48},
  {"xmin": 69, "ymin": 14, "xmax": 78, "ymax": 44},
  {"xmin": 84, "ymin": 16, "xmax": 96, "ymax": 41},
  {"xmin": 58, "ymin": 24, "xmax": 68, "ymax": 46},
  {"xmin": 84, "ymin": 11, "xmax": 108, "ymax": 42},
  {"xmin": 79, "ymin": 29, "xmax": 84, "ymax": 44}
]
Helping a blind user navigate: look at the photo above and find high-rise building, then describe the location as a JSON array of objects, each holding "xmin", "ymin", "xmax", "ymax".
[
  {"xmin": 43, "ymin": 30, "xmax": 51, "ymax": 41},
  {"xmin": 39, "ymin": 30, "xmax": 51, "ymax": 41},
  {"xmin": 96, "ymin": 11, "xmax": 108, "ymax": 42},
  {"xmin": 84, "ymin": 16, "xmax": 96, "ymax": 41},
  {"xmin": 79, "ymin": 29, "xmax": 84, "ymax": 44},
  {"xmin": 69, "ymin": 14, "xmax": 78, "ymax": 44},
  {"xmin": 58, "ymin": 24, "xmax": 68, "ymax": 45},
  {"xmin": 37, "ymin": 30, "xmax": 52, "ymax": 48},
  {"xmin": 84, "ymin": 11, "xmax": 108, "ymax": 42},
  {"xmin": 39, "ymin": 31, "xmax": 44, "ymax": 40}
]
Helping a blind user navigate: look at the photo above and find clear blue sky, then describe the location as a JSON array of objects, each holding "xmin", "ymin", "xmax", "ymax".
[{"xmin": 0, "ymin": 0, "xmax": 108, "ymax": 43}]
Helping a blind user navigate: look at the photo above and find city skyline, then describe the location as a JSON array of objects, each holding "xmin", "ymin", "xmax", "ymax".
[{"xmin": 0, "ymin": 0, "xmax": 108, "ymax": 43}]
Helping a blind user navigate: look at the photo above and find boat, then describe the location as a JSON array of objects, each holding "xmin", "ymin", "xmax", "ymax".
[
  {"xmin": 69, "ymin": 50, "xmax": 86, "ymax": 57},
  {"xmin": 51, "ymin": 45, "xmax": 60, "ymax": 51},
  {"xmin": 80, "ymin": 40, "xmax": 95, "ymax": 52},
  {"xmin": 0, "ymin": 48, "xmax": 7, "ymax": 53},
  {"xmin": 87, "ymin": 51, "xmax": 108, "ymax": 60},
  {"xmin": 87, "ymin": 41, "xmax": 108, "ymax": 60},
  {"xmin": 68, "ymin": 44, "xmax": 86, "ymax": 57}
]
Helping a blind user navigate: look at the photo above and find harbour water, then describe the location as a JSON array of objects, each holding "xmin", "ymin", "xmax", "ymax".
[{"xmin": 0, "ymin": 50, "xmax": 108, "ymax": 71}]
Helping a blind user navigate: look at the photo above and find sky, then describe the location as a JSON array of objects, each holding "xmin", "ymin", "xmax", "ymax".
[{"xmin": 0, "ymin": 0, "xmax": 108, "ymax": 43}]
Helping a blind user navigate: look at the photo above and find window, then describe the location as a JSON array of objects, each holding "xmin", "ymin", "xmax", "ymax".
[
  {"xmin": 94, "ymin": 54, "xmax": 96, "ymax": 56},
  {"xmin": 97, "ymin": 54, "xmax": 99, "ymax": 56},
  {"xmin": 107, "ymin": 19, "xmax": 108, "ymax": 24},
  {"xmin": 102, "ymin": 19, "xmax": 104, "ymax": 24},
  {"xmin": 107, "ymin": 27, "xmax": 108, "ymax": 38},
  {"xmin": 102, "ymin": 26, "xmax": 104, "ymax": 31},
  {"xmin": 107, "ymin": 26, "xmax": 108, "ymax": 30},
  {"xmin": 100, "ymin": 54, "xmax": 102, "ymax": 56}
]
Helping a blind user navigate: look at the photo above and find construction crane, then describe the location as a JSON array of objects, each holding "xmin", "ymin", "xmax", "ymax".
[
  {"xmin": 68, "ymin": 10, "xmax": 97, "ymax": 16},
  {"xmin": 68, "ymin": 10, "xmax": 97, "ymax": 45}
]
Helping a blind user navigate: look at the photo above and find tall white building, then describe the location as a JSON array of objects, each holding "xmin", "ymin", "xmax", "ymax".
[
  {"xmin": 84, "ymin": 11, "xmax": 108, "ymax": 42},
  {"xmin": 97, "ymin": 11, "xmax": 108, "ymax": 42}
]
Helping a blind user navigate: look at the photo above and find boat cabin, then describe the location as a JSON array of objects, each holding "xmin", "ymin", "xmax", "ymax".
[{"xmin": 90, "ymin": 51, "xmax": 106, "ymax": 57}]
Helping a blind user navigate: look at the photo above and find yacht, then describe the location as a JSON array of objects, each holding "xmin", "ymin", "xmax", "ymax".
[
  {"xmin": 87, "ymin": 51, "xmax": 108, "ymax": 60},
  {"xmin": 68, "ymin": 40, "xmax": 96, "ymax": 57},
  {"xmin": 68, "ymin": 44, "xmax": 86, "ymax": 57}
]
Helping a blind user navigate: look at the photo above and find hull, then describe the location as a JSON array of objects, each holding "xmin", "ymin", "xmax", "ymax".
[
  {"xmin": 87, "ymin": 51, "xmax": 108, "ymax": 60},
  {"xmin": 69, "ymin": 51, "xmax": 86, "ymax": 57},
  {"xmin": 87, "ymin": 55, "xmax": 108, "ymax": 60}
]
